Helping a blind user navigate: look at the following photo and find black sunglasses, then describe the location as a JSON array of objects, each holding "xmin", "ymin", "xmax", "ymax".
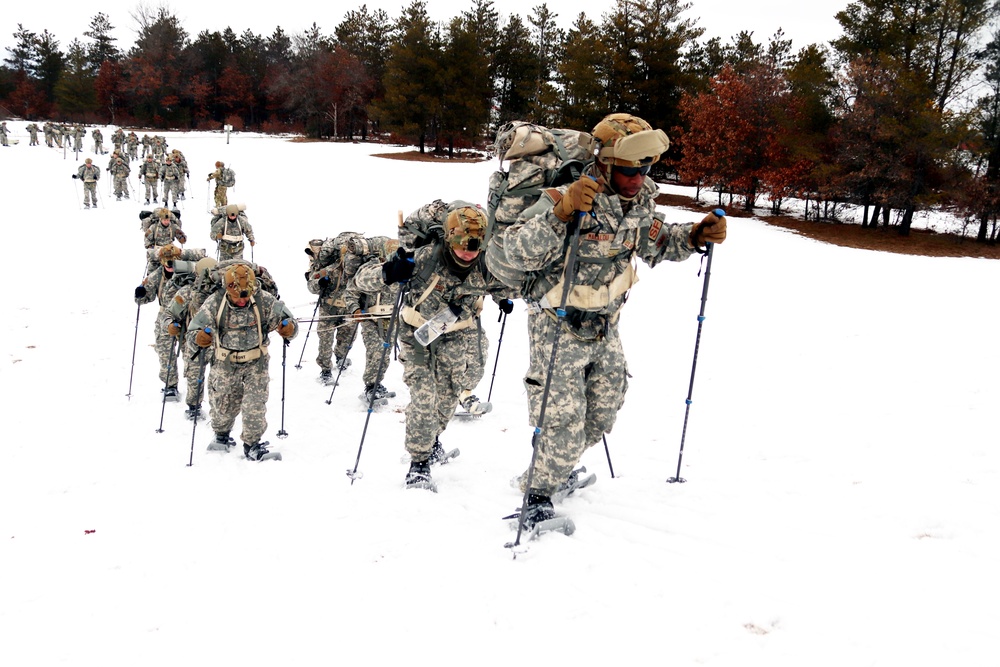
[{"xmin": 614, "ymin": 165, "xmax": 651, "ymax": 177}]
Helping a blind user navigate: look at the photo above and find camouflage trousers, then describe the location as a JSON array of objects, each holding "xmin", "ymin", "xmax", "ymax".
[
  {"xmin": 144, "ymin": 178, "xmax": 158, "ymax": 201},
  {"xmin": 400, "ymin": 325, "xmax": 488, "ymax": 461},
  {"xmin": 359, "ymin": 317, "xmax": 392, "ymax": 386},
  {"xmin": 82, "ymin": 182, "xmax": 98, "ymax": 207},
  {"xmin": 218, "ymin": 240, "xmax": 244, "ymax": 261},
  {"xmin": 154, "ymin": 315, "xmax": 181, "ymax": 388},
  {"xmin": 184, "ymin": 344, "xmax": 209, "ymax": 406},
  {"xmin": 113, "ymin": 175, "xmax": 129, "ymax": 198},
  {"xmin": 95, "ymin": 140, "xmax": 104, "ymax": 154},
  {"xmin": 162, "ymin": 178, "xmax": 180, "ymax": 206},
  {"xmin": 316, "ymin": 312, "xmax": 353, "ymax": 371},
  {"xmin": 208, "ymin": 355, "xmax": 270, "ymax": 445},
  {"xmin": 214, "ymin": 185, "xmax": 228, "ymax": 207},
  {"xmin": 518, "ymin": 311, "xmax": 628, "ymax": 495}
]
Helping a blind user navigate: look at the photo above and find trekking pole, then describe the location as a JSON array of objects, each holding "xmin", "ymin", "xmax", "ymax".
[
  {"xmin": 325, "ymin": 322, "xmax": 360, "ymax": 405},
  {"xmin": 277, "ymin": 336, "xmax": 290, "ymax": 438},
  {"xmin": 187, "ymin": 347, "xmax": 208, "ymax": 467},
  {"xmin": 509, "ymin": 210, "xmax": 587, "ymax": 549},
  {"xmin": 295, "ymin": 296, "xmax": 322, "ymax": 369},
  {"xmin": 667, "ymin": 223, "xmax": 721, "ymax": 484},
  {"xmin": 126, "ymin": 302, "xmax": 141, "ymax": 399},
  {"xmin": 602, "ymin": 435, "xmax": 615, "ymax": 478},
  {"xmin": 155, "ymin": 336, "xmax": 179, "ymax": 433},
  {"xmin": 347, "ymin": 285, "xmax": 407, "ymax": 484},
  {"xmin": 486, "ymin": 310, "xmax": 507, "ymax": 403}
]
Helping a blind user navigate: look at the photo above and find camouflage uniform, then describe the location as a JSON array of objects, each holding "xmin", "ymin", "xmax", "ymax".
[
  {"xmin": 75, "ymin": 161, "xmax": 100, "ymax": 208},
  {"xmin": 170, "ymin": 152, "xmax": 189, "ymax": 199},
  {"xmin": 92, "ymin": 128, "xmax": 105, "ymax": 154},
  {"xmin": 207, "ymin": 164, "xmax": 230, "ymax": 207},
  {"xmin": 139, "ymin": 156, "xmax": 160, "ymax": 203},
  {"xmin": 26, "ymin": 123, "xmax": 39, "ymax": 146},
  {"xmin": 112, "ymin": 128, "xmax": 125, "ymax": 151},
  {"xmin": 110, "ymin": 158, "xmax": 131, "ymax": 199},
  {"xmin": 141, "ymin": 134, "xmax": 151, "ymax": 157},
  {"xmin": 136, "ymin": 249, "xmax": 206, "ymax": 391},
  {"xmin": 357, "ymin": 241, "xmax": 509, "ymax": 463},
  {"xmin": 164, "ymin": 260, "xmax": 217, "ymax": 412},
  {"xmin": 186, "ymin": 282, "xmax": 297, "ymax": 448},
  {"xmin": 159, "ymin": 159, "xmax": 183, "ymax": 207},
  {"xmin": 502, "ymin": 167, "xmax": 699, "ymax": 495},
  {"xmin": 342, "ymin": 236, "xmax": 399, "ymax": 389},
  {"xmin": 0, "ymin": 122, "xmax": 9, "ymax": 147},
  {"xmin": 210, "ymin": 206, "xmax": 254, "ymax": 261},
  {"xmin": 127, "ymin": 132, "xmax": 139, "ymax": 159},
  {"xmin": 143, "ymin": 209, "xmax": 186, "ymax": 249},
  {"xmin": 73, "ymin": 125, "xmax": 85, "ymax": 152},
  {"xmin": 305, "ymin": 236, "xmax": 366, "ymax": 376}
]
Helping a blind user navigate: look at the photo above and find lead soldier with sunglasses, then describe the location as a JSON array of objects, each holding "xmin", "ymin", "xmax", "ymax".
[{"xmin": 501, "ymin": 112, "xmax": 729, "ymax": 530}]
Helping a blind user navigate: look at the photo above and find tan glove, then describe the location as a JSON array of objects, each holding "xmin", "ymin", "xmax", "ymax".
[
  {"xmin": 277, "ymin": 319, "xmax": 296, "ymax": 339},
  {"xmin": 553, "ymin": 177, "xmax": 602, "ymax": 222},
  {"xmin": 689, "ymin": 210, "xmax": 727, "ymax": 250},
  {"xmin": 166, "ymin": 322, "xmax": 182, "ymax": 337},
  {"xmin": 195, "ymin": 329, "xmax": 213, "ymax": 347}
]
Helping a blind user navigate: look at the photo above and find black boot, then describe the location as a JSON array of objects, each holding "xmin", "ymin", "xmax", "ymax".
[
  {"xmin": 208, "ymin": 432, "xmax": 234, "ymax": 451},
  {"xmin": 405, "ymin": 458, "xmax": 436, "ymax": 491},
  {"xmin": 522, "ymin": 492, "xmax": 556, "ymax": 530}
]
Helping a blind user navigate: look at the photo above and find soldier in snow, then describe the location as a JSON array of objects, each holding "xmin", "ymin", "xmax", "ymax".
[
  {"xmin": 210, "ymin": 203, "xmax": 254, "ymax": 261},
  {"xmin": 72, "ymin": 158, "xmax": 101, "ymax": 209},
  {"xmin": 187, "ymin": 262, "xmax": 297, "ymax": 461},
  {"xmin": 360, "ymin": 202, "xmax": 515, "ymax": 492},
  {"xmin": 500, "ymin": 112, "xmax": 727, "ymax": 529}
]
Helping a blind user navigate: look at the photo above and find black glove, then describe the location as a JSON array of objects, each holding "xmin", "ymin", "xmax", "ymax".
[
  {"xmin": 72, "ymin": 174, "xmax": 78, "ymax": 179},
  {"xmin": 382, "ymin": 248, "xmax": 415, "ymax": 284},
  {"xmin": 498, "ymin": 299, "xmax": 514, "ymax": 314},
  {"xmin": 135, "ymin": 285, "xmax": 146, "ymax": 299}
]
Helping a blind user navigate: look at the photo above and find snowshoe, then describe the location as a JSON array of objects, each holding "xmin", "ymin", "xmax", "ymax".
[
  {"xmin": 207, "ymin": 432, "xmax": 236, "ymax": 452},
  {"xmin": 244, "ymin": 441, "xmax": 282, "ymax": 462},
  {"xmin": 552, "ymin": 466, "xmax": 597, "ymax": 502},
  {"xmin": 335, "ymin": 356, "xmax": 352, "ymax": 371},
  {"xmin": 318, "ymin": 369, "xmax": 334, "ymax": 386},
  {"xmin": 184, "ymin": 404, "xmax": 204, "ymax": 421},
  {"xmin": 404, "ymin": 459, "xmax": 437, "ymax": 492},
  {"xmin": 361, "ymin": 383, "xmax": 390, "ymax": 407},
  {"xmin": 455, "ymin": 392, "xmax": 491, "ymax": 419},
  {"xmin": 503, "ymin": 493, "xmax": 575, "ymax": 542},
  {"xmin": 162, "ymin": 386, "xmax": 180, "ymax": 402},
  {"xmin": 428, "ymin": 438, "xmax": 460, "ymax": 466}
]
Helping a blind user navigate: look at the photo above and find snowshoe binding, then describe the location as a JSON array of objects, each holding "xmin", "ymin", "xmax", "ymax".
[
  {"xmin": 184, "ymin": 404, "xmax": 204, "ymax": 421},
  {"xmin": 454, "ymin": 390, "xmax": 491, "ymax": 419},
  {"xmin": 244, "ymin": 441, "xmax": 282, "ymax": 462},
  {"xmin": 361, "ymin": 383, "xmax": 390, "ymax": 407},
  {"xmin": 207, "ymin": 432, "xmax": 236, "ymax": 452},
  {"xmin": 552, "ymin": 466, "xmax": 597, "ymax": 502},
  {"xmin": 428, "ymin": 438, "xmax": 460, "ymax": 466},
  {"xmin": 405, "ymin": 459, "xmax": 437, "ymax": 492},
  {"xmin": 503, "ymin": 492, "xmax": 575, "ymax": 543},
  {"xmin": 162, "ymin": 385, "xmax": 180, "ymax": 402}
]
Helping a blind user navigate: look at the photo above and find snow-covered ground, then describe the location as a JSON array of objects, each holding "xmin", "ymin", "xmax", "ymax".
[{"xmin": 1, "ymin": 126, "xmax": 998, "ymax": 666}]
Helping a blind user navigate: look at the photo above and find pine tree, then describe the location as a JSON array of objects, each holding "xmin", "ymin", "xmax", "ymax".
[{"xmin": 84, "ymin": 13, "xmax": 121, "ymax": 73}]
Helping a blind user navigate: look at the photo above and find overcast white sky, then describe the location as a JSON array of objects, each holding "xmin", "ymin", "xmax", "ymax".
[{"xmin": 2, "ymin": 0, "xmax": 847, "ymax": 55}]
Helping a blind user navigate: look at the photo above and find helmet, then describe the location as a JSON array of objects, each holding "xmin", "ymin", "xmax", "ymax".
[
  {"xmin": 444, "ymin": 204, "xmax": 486, "ymax": 253},
  {"xmin": 224, "ymin": 263, "xmax": 256, "ymax": 302},
  {"xmin": 159, "ymin": 244, "xmax": 183, "ymax": 265},
  {"xmin": 592, "ymin": 113, "xmax": 670, "ymax": 167},
  {"xmin": 85, "ymin": 158, "xmax": 92, "ymax": 164},
  {"xmin": 225, "ymin": 203, "xmax": 240, "ymax": 216},
  {"xmin": 215, "ymin": 161, "xmax": 224, "ymax": 168}
]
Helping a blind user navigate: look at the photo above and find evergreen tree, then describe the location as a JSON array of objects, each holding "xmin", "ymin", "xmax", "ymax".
[
  {"xmin": 84, "ymin": 13, "xmax": 121, "ymax": 73},
  {"xmin": 494, "ymin": 14, "xmax": 537, "ymax": 124},
  {"xmin": 335, "ymin": 6, "xmax": 394, "ymax": 139},
  {"xmin": 439, "ymin": 12, "xmax": 491, "ymax": 153},
  {"xmin": 54, "ymin": 39, "xmax": 96, "ymax": 116},
  {"xmin": 527, "ymin": 3, "xmax": 562, "ymax": 124},
  {"xmin": 34, "ymin": 30, "xmax": 65, "ymax": 103},
  {"xmin": 4, "ymin": 24, "xmax": 37, "ymax": 74},
  {"xmin": 556, "ymin": 13, "xmax": 609, "ymax": 130}
]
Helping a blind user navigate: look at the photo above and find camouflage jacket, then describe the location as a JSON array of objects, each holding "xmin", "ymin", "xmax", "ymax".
[
  {"xmin": 187, "ymin": 289, "xmax": 296, "ymax": 355},
  {"xmin": 137, "ymin": 260, "xmax": 200, "ymax": 309},
  {"xmin": 76, "ymin": 164, "xmax": 100, "ymax": 182},
  {"xmin": 399, "ymin": 199, "xmax": 448, "ymax": 251},
  {"xmin": 210, "ymin": 212, "xmax": 254, "ymax": 245},
  {"xmin": 110, "ymin": 162, "xmax": 130, "ymax": 178},
  {"xmin": 145, "ymin": 217, "xmax": 186, "ymax": 249},
  {"xmin": 140, "ymin": 160, "xmax": 159, "ymax": 180},
  {"xmin": 159, "ymin": 162, "xmax": 183, "ymax": 181},
  {"xmin": 355, "ymin": 244, "xmax": 512, "ymax": 347},
  {"xmin": 502, "ymin": 167, "xmax": 697, "ymax": 317}
]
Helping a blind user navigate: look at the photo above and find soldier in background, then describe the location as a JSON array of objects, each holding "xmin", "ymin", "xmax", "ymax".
[
  {"xmin": 111, "ymin": 156, "xmax": 131, "ymax": 200},
  {"xmin": 210, "ymin": 204, "xmax": 254, "ymax": 261},
  {"xmin": 127, "ymin": 131, "xmax": 139, "ymax": 159},
  {"xmin": 139, "ymin": 154, "xmax": 160, "ymax": 205},
  {"xmin": 143, "ymin": 207, "xmax": 186, "ymax": 249},
  {"xmin": 26, "ymin": 123, "xmax": 39, "ymax": 146},
  {"xmin": 92, "ymin": 128, "xmax": 106, "ymax": 154},
  {"xmin": 72, "ymin": 158, "xmax": 101, "ymax": 209},
  {"xmin": 207, "ymin": 161, "xmax": 232, "ymax": 207},
  {"xmin": 0, "ymin": 121, "xmax": 10, "ymax": 147}
]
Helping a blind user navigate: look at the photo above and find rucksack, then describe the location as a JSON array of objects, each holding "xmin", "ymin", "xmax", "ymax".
[
  {"xmin": 483, "ymin": 121, "xmax": 595, "ymax": 298},
  {"xmin": 220, "ymin": 167, "xmax": 236, "ymax": 187}
]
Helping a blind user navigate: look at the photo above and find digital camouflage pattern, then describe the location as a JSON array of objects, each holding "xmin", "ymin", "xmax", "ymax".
[
  {"xmin": 140, "ymin": 158, "xmax": 159, "ymax": 202},
  {"xmin": 159, "ymin": 160, "xmax": 183, "ymax": 207},
  {"xmin": 210, "ymin": 210, "xmax": 254, "ymax": 261},
  {"xmin": 186, "ymin": 289, "xmax": 297, "ymax": 446},
  {"xmin": 398, "ymin": 199, "xmax": 448, "ymax": 251},
  {"xmin": 343, "ymin": 242, "xmax": 399, "ymax": 387},
  {"xmin": 111, "ymin": 159, "xmax": 131, "ymax": 199},
  {"xmin": 355, "ymin": 242, "xmax": 511, "ymax": 461},
  {"xmin": 208, "ymin": 166, "xmax": 229, "ymax": 207},
  {"xmin": 76, "ymin": 162, "xmax": 100, "ymax": 207},
  {"xmin": 144, "ymin": 210, "xmax": 185, "ymax": 249},
  {"xmin": 501, "ymin": 164, "xmax": 699, "ymax": 495}
]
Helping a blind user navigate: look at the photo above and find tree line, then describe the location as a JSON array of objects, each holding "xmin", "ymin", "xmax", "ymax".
[{"xmin": 4, "ymin": 0, "xmax": 1000, "ymax": 241}]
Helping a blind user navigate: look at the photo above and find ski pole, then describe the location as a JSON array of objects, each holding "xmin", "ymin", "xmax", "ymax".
[
  {"xmin": 603, "ymin": 434, "xmax": 615, "ymax": 478},
  {"xmin": 509, "ymin": 210, "xmax": 586, "ymax": 549},
  {"xmin": 155, "ymin": 335, "xmax": 179, "ymax": 433},
  {"xmin": 277, "ymin": 336, "xmax": 290, "ymax": 438},
  {"xmin": 667, "ymin": 223, "xmax": 721, "ymax": 484},
  {"xmin": 325, "ymin": 322, "xmax": 360, "ymax": 405},
  {"xmin": 347, "ymin": 285, "xmax": 407, "ymax": 484},
  {"xmin": 486, "ymin": 310, "xmax": 507, "ymax": 403},
  {"xmin": 295, "ymin": 297, "xmax": 321, "ymax": 369},
  {"xmin": 126, "ymin": 302, "xmax": 141, "ymax": 399},
  {"xmin": 187, "ymin": 346, "xmax": 208, "ymax": 467}
]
